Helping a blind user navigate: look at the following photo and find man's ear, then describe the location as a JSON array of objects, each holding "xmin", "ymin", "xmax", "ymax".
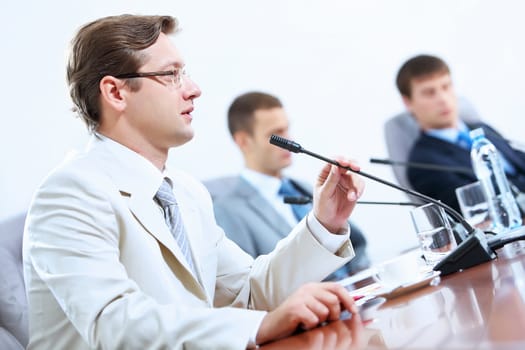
[
  {"xmin": 99, "ymin": 76, "xmax": 127, "ymax": 113},
  {"xmin": 233, "ymin": 131, "xmax": 252, "ymax": 151},
  {"xmin": 402, "ymin": 95, "xmax": 413, "ymax": 112}
]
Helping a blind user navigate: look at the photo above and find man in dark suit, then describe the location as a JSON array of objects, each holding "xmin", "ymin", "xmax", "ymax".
[
  {"xmin": 208, "ymin": 92, "xmax": 370, "ymax": 278},
  {"xmin": 397, "ymin": 54, "xmax": 525, "ymax": 212}
]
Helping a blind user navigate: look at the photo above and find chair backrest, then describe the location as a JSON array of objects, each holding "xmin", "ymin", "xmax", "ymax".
[
  {"xmin": 0, "ymin": 212, "xmax": 28, "ymax": 350},
  {"xmin": 384, "ymin": 98, "xmax": 481, "ymax": 192}
]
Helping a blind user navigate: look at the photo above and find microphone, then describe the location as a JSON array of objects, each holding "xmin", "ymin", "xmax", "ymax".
[
  {"xmin": 283, "ymin": 196, "xmax": 311, "ymax": 205},
  {"xmin": 372, "ymin": 157, "xmax": 525, "ymax": 216},
  {"xmin": 270, "ymin": 135, "xmax": 473, "ymax": 232},
  {"xmin": 269, "ymin": 134, "xmax": 500, "ymax": 275},
  {"xmin": 283, "ymin": 196, "xmax": 416, "ymax": 206},
  {"xmin": 357, "ymin": 201, "xmax": 416, "ymax": 206},
  {"xmin": 370, "ymin": 158, "xmax": 472, "ymax": 174}
]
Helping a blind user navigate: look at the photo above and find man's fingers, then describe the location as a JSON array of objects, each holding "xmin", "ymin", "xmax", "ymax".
[
  {"xmin": 298, "ymin": 307, "xmax": 321, "ymax": 330},
  {"xmin": 317, "ymin": 164, "xmax": 340, "ymax": 194},
  {"xmin": 318, "ymin": 158, "xmax": 362, "ymax": 194},
  {"xmin": 308, "ymin": 299, "xmax": 330, "ymax": 319},
  {"xmin": 256, "ymin": 282, "xmax": 360, "ymax": 345},
  {"xmin": 340, "ymin": 159, "xmax": 361, "ymax": 172},
  {"xmin": 304, "ymin": 283, "xmax": 357, "ymax": 324},
  {"xmin": 316, "ymin": 283, "xmax": 358, "ymax": 315},
  {"xmin": 326, "ymin": 301, "xmax": 342, "ymax": 321},
  {"xmin": 330, "ymin": 284, "xmax": 358, "ymax": 314},
  {"xmin": 310, "ymin": 288, "xmax": 342, "ymax": 321}
]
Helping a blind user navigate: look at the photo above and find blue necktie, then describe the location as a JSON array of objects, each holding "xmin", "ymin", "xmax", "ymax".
[
  {"xmin": 155, "ymin": 178, "xmax": 197, "ymax": 276},
  {"xmin": 456, "ymin": 130, "xmax": 472, "ymax": 149},
  {"xmin": 278, "ymin": 179, "xmax": 311, "ymax": 221}
]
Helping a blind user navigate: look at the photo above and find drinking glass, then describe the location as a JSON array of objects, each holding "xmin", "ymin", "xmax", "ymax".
[
  {"xmin": 410, "ymin": 203, "xmax": 457, "ymax": 265},
  {"xmin": 455, "ymin": 181, "xmax": 493, "ymax": 230}
]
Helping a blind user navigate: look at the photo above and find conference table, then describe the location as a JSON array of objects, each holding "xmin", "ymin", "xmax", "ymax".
[{"xmin": 260, "ymin": 242, "xmax": 525, "ymax": 349}]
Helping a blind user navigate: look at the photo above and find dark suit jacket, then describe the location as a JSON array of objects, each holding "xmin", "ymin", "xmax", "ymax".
[
  {"xmin": 209, "ymin": 176, "xmax": 370, "ymax": 276},
  {"xmin": 408, "ymin": 122, "xmax": 525, "ymax": 212}
]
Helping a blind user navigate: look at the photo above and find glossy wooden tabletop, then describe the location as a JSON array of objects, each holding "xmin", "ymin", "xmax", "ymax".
[{"xmin": 260, "ymin": 242, "xmax": 525, "ymax": 350}]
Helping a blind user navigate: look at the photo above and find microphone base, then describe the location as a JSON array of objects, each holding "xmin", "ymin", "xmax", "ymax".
[{"xmin": 433, "ymin": 229, "xmax": 496, "ymax": 276}]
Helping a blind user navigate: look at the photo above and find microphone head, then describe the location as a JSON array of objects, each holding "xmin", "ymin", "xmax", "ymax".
[
  {"xmin": 369, "ymin": 158, "xmax": 391, "ymax": 165},
  {"xmin": 283, "ymin": 196, "xmax": 312, "ymax": 205},
  {"xmin": 269, "ymin": 135, "xmax": 302, "ymax": 153}
]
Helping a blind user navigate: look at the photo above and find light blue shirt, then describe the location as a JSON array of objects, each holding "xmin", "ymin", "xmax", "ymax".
[{"xmin": 426, "ymin": 120, "xmax": 470, "ymax": 145}]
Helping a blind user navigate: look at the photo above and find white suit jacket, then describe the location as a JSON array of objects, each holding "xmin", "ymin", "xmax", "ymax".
[{"xmin": 22, "ymin": 135, "xmax": 354, "ymax": 350}]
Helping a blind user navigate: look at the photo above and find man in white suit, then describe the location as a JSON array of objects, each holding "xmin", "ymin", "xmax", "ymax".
[{"xmin": 23, "ymin": 15, "xmax": 365, "ymax": 349}]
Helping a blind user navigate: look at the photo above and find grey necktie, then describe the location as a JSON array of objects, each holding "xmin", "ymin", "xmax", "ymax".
[{"xmin": 155, "ymin": 178, "xmax": 197, "ymax": 276}]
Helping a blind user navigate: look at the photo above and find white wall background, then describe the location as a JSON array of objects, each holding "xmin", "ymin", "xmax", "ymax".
[{"xmin": 1, "ymin": 0, "xmax": 523, "ymax": 264}]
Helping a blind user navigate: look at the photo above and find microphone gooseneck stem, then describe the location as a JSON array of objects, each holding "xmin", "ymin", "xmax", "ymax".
[
  {"xmin": 284, "ymin": 196, "xmax": 416, "ymax": 206},
  {"xmin": 357, "ymin": 201, "xmax": 417, "ymax": 206},
  {"xmin": 270, "ymin": 134, "xmax": 476, "ymax": 234},
  {"xmin": 370, "ymin": 158, "xmax": 472, "ymax": 174}
]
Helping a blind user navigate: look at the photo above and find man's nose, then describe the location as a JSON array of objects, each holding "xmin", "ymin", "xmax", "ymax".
[{"xmin": 182, "ymin": 76, "xmax": 202, "ymax": 99}]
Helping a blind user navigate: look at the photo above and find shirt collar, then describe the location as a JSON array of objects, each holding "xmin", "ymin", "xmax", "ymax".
[
  {"xmin": 425, "ymin": 120, "xmax": 469, "ymax": 143},
  {"xmin": 92, "ymin": 132, "xmax": 165, "ymax": 198},
  {"xmin": 240, "ymin": 168, "xmax": 282, "ymax": 199}
]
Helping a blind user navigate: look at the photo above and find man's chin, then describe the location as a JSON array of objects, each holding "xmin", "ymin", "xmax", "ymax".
[
  {"xmin": 171, "ymin": 131, "xmax": 195, "ymax": 147},
  {"xmin": 436, "ymin": 113, "xmax": 458, "ymax": 128},
  {"xmin": 281, "ymin": 160, "xmax": 292, "ymax": 169}
]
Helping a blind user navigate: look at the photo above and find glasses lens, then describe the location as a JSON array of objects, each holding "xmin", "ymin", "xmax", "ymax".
[{"xmin": 175, "ymin": 68, "xmax": 188, "ymax": 88}]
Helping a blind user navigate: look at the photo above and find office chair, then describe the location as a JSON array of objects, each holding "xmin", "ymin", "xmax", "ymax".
[{"xmin": 0, "ymin": 212, "xmax": 28, "ymax": 350}]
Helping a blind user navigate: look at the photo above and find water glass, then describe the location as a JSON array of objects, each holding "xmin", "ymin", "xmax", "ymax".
[
  {"xmin": 455, "ymin": 181, "xmax": 492, "ymax": 230},
  {"xmin": 410, "ymin": 203, "xmax": 457, "ymax": 265}
]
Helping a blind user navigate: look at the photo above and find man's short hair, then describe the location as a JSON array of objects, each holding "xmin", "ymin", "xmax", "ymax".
[
  {"xmin": 227, "ymin": 92, "xmax": 282, "ymax": 137},
  {"xmin": 67, "ymin": 15, "xmax": 178, "ymax": 132},
  {"xmin": 396, "ymin": 54, "xmax": 450, "ymax": 98}
]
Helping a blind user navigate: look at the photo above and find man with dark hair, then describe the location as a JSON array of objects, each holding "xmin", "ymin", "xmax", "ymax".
[
  {"xmin": 397, "ymin": 54, "xmax": 525, "ymax": 211},
  {"xmin": 209, "ymin": 91, "xmax": 370, "ymax": 277},
  {"xmin": 23, "ymin": 15, "xmax": 364, "ymax": 349}
]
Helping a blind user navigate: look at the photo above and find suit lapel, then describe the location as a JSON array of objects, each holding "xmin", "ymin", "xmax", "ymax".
[
  {"xmin": 124, "ymin": 191, "xmax": 208, "ymax": 301},
  {"xmin": 484, "ymin": 125, "xmax": 525, "ymax": 174},
  {"xmin": 126, "ymin": 192, "xmax": 189, "ymax": 273},
  {"xmin": 422, "ymin": 134, "xmax": 473, "ymax": 169},
  {"xmin": 91, "ymin": 137, "xmax": 208, "ymax": 300},
  {"xmin": 235, "ymin": 178, "xmax": 292, "ymax": 235}
]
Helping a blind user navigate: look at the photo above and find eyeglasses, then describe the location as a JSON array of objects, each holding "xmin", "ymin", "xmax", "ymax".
[{"xmin": 115, "ymin": 67, "xmax": 188, "ymax": 88}]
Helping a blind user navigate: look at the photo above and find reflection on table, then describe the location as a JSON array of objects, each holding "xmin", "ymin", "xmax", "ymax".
[
  {"xmin": 259, "ymin": 315, "xmax": 385, "ymax": 350},
  {"xmin": 261, "ymin": 241, "xmax": 525, "ymax": 349}
]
